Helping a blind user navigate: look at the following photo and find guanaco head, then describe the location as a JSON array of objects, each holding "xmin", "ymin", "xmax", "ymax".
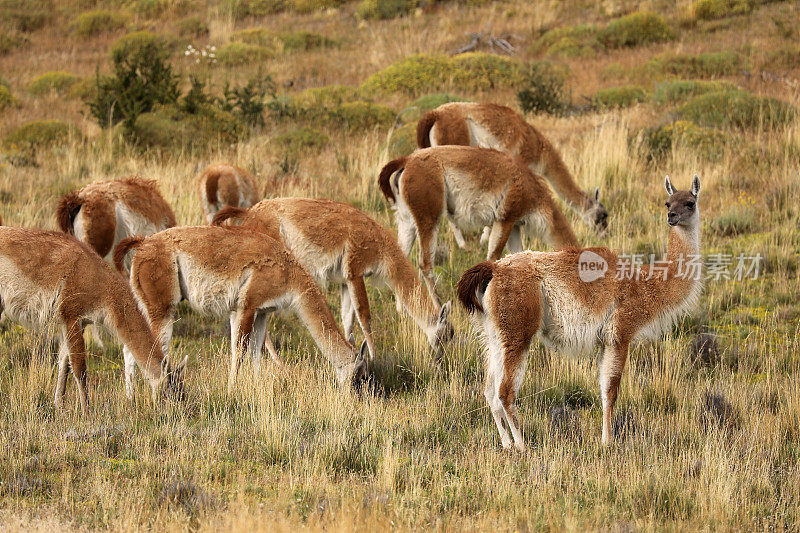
[
  {"xmin": 426, "ymin": 301, "xmax": 454, "ymax": 353},
  {"xmin": 156, "ymin": 355, "xmax": 188, "ymax": 403},
  {"xmin": 585, "ymin": 187, "xmax": 609, "ymax": 234},
  {"xmin": 665, "ymin": 174, "xmax": 701, "ymax": 228},
  {"xmin": 335, "ymin": 340, "xmax": 369, "ymax": 390}
]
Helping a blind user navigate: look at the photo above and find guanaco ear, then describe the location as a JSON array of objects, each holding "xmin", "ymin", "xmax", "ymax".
[
  {"xmin": 438, "ymin": 301, "xmax": 451, "ymax": 322},
  {"xmin": 358, "ymin": 340, "xmax": 368, "ymax": 360},
  {"xmin": 594, "ymin": 187, "xmax": 600, "ymax": 202},
  {"xmin": 664, "ymin": 175, "xmax": 675, "ymax": 196},
  {"xmin": 691, "ymin": 174, "xmax": 701, "ymax": 198}
]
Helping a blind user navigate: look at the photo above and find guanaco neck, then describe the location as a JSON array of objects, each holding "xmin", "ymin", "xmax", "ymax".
[
  {"xmin": 534, "ymin": 132, "xmax": 593, "ymax": 215},
  {"xmin": 652, "ymin": 217, "xmax": 702, "ymax": 304},
  {"xmin": 102, "ymin": 272, "xmax": 165, "ymax": 381},
  {"xmin": 292, "ymin": 279, "xmax": 357, "ymax": 370},
  {"xmin": 381, "ymin": 244, "xmax": 440, "ymax": 330},
  {"xmin": 546, "ymin": 205, "xmax": 580, "ymax": 250}
]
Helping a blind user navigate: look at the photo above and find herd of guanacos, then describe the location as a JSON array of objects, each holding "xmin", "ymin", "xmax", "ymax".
[{"xmin": 0, "ymin": 102, "xmax": 703, "ymax": 450}]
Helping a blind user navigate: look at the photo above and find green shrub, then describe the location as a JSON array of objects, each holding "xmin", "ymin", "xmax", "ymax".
[
  {"xmin": 329, "ymin": 101, "xmax": 394, "ymax": 130},
  {"xmin": 27, "ymin": 71, "xmax": 81, "ymax": 96},
  {"xmin": 357, "ymin": 0, "xmax": 415, "ymax": 19},
  {"xmin": 646, "ymin": 51, "xmax": 742, "ymax": 78},
  {"xmin": 273, "ymin": 126, "xmax": 328, "ymax": 153},
  {"xmin": 691, "ymin": 0, "xmax": 752, "ymax": 20},
  {"xmin": 651, "ymin": 80, "xmax": 737, "ymax": 105},
  {"xmin": 131, "ymin": 104, "xmax": 244, "ymax": 150},
  {"xmin": 232, "ymin": 28, "xmax": 334, "ymax": 53},
  {"xmin": 224, "ymin": 0, "xmax": 345, "ymax": 18},
  {"xmin": 216, "ymin": 42, "xmax": 272, "ymax": 65},
  {"xmin": 3, "ymin": 120, "xmax": 75, "ymax": 150},
  {"xmin": 0, "ymin": 85, "xmax": 17, "ymax": 110},
  {"xmin": 532, "ymin": 24, "xmax": 598, "ymax": 58},
  {"xmin": 361, "ymin": 54, "xmax": 451, "ymax": 95},
  {"xmin": 598, "ymin": 12, "xmax": 674, "ymax": 49},
  {"xmin": 400, "ymin": 93, "xmax": 468, "ymax": 123},
  {"xmin": 292, "ymin": 85, "xmax": 361, "ymax": 109},
  {"xmin": 177, "ymin": 15, "xmax": 209, "ymax": 37},
  {"xmin": 450, "ymin": 52, "xmax": 523, "ymax": 91},
  {"xmin": 517, "ymin": 60, "xmax": 569, "ymax": 115},
  {"xmin": 0, "ymin": 32, "xmax": 27, "ymax": 55},
  {"xmin": 709, "ymin": 205, "xmax": 757, "ymax": 236},
  {"xmin": 132, "ymin": 0, "xmax": 196, "ymax": 17},
  {"xmin": 70, "ymin": 10, "xmax": 128, "ymax": 38},
  {"xmin": 0, "ymin": 2, "xmax": 50, "ymax": 32},
  {"xmin": 593, "ymin": 85, "xmax": 647, "ymax": 109},
  {"xmin": 643, "ymin": 120, "xmax": 728, "ymax": 160},
  {"xmin": 292, "ymin": 0, "xmax": 347, "ymax": 12},
  {"xmin": 361, "ymin": 53, "xmax": 522, "ymax": 96},
  {"xmin": 679, "ymin": 90, "xmax": 796, "ymax": 130},
  {"xmin": 87, "ymin": 32, "xmax": 179, "ymax": 128},
  {"xmin": 387, "ymin": 122, "xmax": 416, "ymax": 157}
]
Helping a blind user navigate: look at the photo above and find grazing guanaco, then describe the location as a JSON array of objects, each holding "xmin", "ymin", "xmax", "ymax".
[
  {"xmin": 457, "ymin": 176, "xmax": 702, "ymax": 451},
  {"xmin": 379, "ymin": 146, "xmax": 579, "ymax": 302},
  {"xmin": 212, "ymin": 198, "xmax": 454, "ymax": 360},
  {"xmin": 0, "ymin": 227, "xmax": 186, "ymax": 412},
  {"xmin": 198, "ymin": 164, "xmax": 259, "ymax": 223},
  {"xmin": 113, "ymin": 225, "xmax": 367, "ymax": 392},
  {"xmin": 417, "ymin": 102, "xmax": 608, "ymax": 236},
  {"xmin": 57, "ymin": 177, "xmax": 177, "ymax": 265}
]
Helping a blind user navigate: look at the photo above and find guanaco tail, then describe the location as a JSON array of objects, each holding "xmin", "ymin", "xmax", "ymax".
[
  {"xmin": 417, "ymin": 102, "xmax": 608, "ymax": 236},
  {"xmin": 198, "ymin": 164, "xmax": 260, "ymax": 224},
  {"xmin": 0, "ymin": 227, "xmax": 186, "ymax": 412},
  {"xmin": 113, "ymin": 225, "xmax": 367, "ymax": 392},
  {"xmin": 457, "ymin": 175, "xmax": 702, "ymax": 451},
  {"xmin": 212, "ymin": 197, "xmax": 454, "ymax": 360},
  {"xmin": 379, "ymin": 145, "xmax": 579, "ymax": 303}
]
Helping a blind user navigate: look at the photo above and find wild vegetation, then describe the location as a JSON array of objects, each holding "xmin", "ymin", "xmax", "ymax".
[{"xmin": 0, "ymin": 0, "xmax": 799, "ymax": 530}]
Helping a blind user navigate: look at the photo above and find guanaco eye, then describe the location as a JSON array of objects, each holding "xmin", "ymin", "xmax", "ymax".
[
  {"xmin": 665, "ymin": 202, "xmax": 670, "ymax": 208},
  {"xmin": 686, "ymin": 202, "xmax": 695, "ymax": 209}
]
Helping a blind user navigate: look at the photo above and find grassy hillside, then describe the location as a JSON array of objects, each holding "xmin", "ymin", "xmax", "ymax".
[{"xmin": 1, "ymin": 0, "xmax": 799, "ymax": 530}]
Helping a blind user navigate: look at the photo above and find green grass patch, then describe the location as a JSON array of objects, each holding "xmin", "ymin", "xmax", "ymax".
[
  {"xmin": 27, "ymin": 71, "xmax": 81, "ymax": 96},
  {"xmin": 597, "ymin": 11, "xmax": 674, "ymax": 49},
  {"xmin": 224, "ymin": 0, "xmax": 347, "ymax": 18},
  {"xmin": 3, "ymin": 120, "xmax": 76, "ymax": 150},
  {"xmin": 273, "ymin": 126, "xmax": 329, "ymax": 153},
  {"xmin": 532, "ymin": 24, "xmax": 599, "ymax": 58},
  {"xmin": 645, "ymin": 51, "xmax": 743, "ymax": 78},
  {"xmin": 0, "ymin": 2, "xmax": 50, "ymax": 32},
  {"xmin": 0, "ymin": 85, "xmax": 17, "ymax": 110},
  {"xmin": 357, "ymin": 0, "xmax": 415, "ymax": 19},
  {"xmin": 651, "ymin": 79, "xmax": 737, "ymax": 105},
  {"xmin": 131, "ymin": 104, "xmax": 245, "ymax": 150},
  {"xmin": 643, "ymin": 120, "xmax": 728, "ymax": 160},
  {"xmin": 69, "ymin": 10, "xmax": 128, "ymax": 38},
  {"xmin": 177, "ymin": 15, "xmax": 208, "ymax": 37},
  {"xmin": 678, "ymin": 90, "xmax": 796, "ymax": 130},
  {"xmin": 0, "ymin": 32, "xmax": 27, "ymax": 55},
  {"xmin": 232, "ymin": 28, "xmax": 335, "ymax": 53},
  {"xmin": 593, "ymin": 85, "xmax": 647, "ymax": 109},
  {"xmin": 691, "ymin": 0, "xmax": 752, "ymax": 21}
]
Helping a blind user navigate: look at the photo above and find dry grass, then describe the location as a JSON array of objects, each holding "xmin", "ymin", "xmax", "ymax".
[{"xmin": 1, "ymin": 0, "xmax": 799, "ymax": 530}]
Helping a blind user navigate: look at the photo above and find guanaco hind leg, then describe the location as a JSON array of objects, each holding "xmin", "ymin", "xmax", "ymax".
[
  {"xmin": 347, "ymin": 277, "xmax": 377, "ymax": 360},
  {"xmin": 599, "ymin": 341, "xmax": 629, "ymax": 445}
]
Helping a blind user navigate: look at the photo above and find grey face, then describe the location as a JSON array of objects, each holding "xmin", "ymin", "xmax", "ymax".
[{"xmin": 665, "ymin": 191, "xmax": 697, "ymax": 226}]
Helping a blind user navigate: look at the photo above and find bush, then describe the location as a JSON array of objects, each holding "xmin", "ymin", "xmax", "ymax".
[
  {"xmin": 177, "ymin": 15, "xmax": 208, "ymax": 37},
  {"xmin": 217, "ymin": 75, "xmax": 274, "ymax": 128},
  {"xmin": 0, "ymin": 2, "xmax": 50, "ymax": 32},
  {"xmin": 273, "ymin": 126, "xmax": 328, "ymax": 153},
  {"xmin": 532, "ymin": 24, "xmax": 598, "ymax": 58},
  {"xmin": 651, "ymin": 80, "xmax": 737, "ymax": 105},
  {"xmin": 387, "ymin": 122, "xmax": 416, "ymax": 157},
  {"xmin": 69, "ymin": 10, "xmax": 128, "ymax": 38},
  {"xmin": 598, "ymin": 12, "xmax": 674, "ymax": 49},
  {"xmin": 400, "ymin": 92, "xmax": 467, "ymax": 123},
  {"xmin": 133, "ymin": 0, "xmax": 196, "ymax": 17},
  {"xmin": 232, "ymin": 28, "xmax": 334, "ymax": 53},
  {"xmin": 679, "ymin": 90, "xmax": 796, "ymax": 130},
  {"xmin": 27, "ymin": 71, "xmax": 81, "ymax": 96},
  {"xmin": 3, "ymin": 120, "xmax": 74, "ymax": 150},
  {"xmin": 361, "ymin": 54, "xmax": 451, "ymax": 95},
  {"xmin": 517, "ymin": 60, "xmax": 569, "ymax": 115},
  {"xmin": 361, "ymin": 53, "xmax": 522, "ymax": 96},
  {"xmin": 329, "ymin": 101, "xmax": 394, "ymax": 130},
  {"xmin": 216, "ymin": 42, "xmax": 272, "ymax": 65},
  {"xmin": 0, "ymin": 85, "xmax": 17, "ymax": 110},
  {"xmin": 357, "ymin": 0, "xmax": 415, "ymax": 19},
  {"xmin": 224, "ymin": 0, "xmax": 346, "ymax": 18},
  {"xmin": 0, "ymin": 32, "xmax": 27, "ymax": 55},
  {"xmin": 593, "ymin": 85, "xmax": 647, "ymax": 109},
  {"xmin": 131, "ymin": 104, "xmax": 244, "ymax": 150},
  {"xmin": 691, "ymin": 0, "xmax": 752, "ymax": 20},
  {"xmin": 450, "ymin": 52, "xmax": 523, "ymax": 91},
  {"xmin": 292, "ymin": 85, "xmax": 361, "ymax": 109},
  {"xmin": 646, "ymin": 51, "xmax": 742, "ymax": 78},
  {"xmin": 643, "ymin": 120, "xmax": 728, "ymax": 160},
  {"xmin": 87, "ymin": 32, "xmax": 179, "ymax": 128}
]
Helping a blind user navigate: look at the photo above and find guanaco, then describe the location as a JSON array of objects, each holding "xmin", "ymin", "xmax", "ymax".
[
  {"xmin": 0, "ymin": 227, "xmax": 186, "ymax": 411},
  {"xmin": 379, "ymin": 146, "xmax": 579, "ymax": 302},
  {"xmin": 113, "ymin": 225, "xmax": 367, "ymax": 392},
  {"xmin": 212, "ymin": 198, "xmax": 454, "ymax": 360},
  {"xmin": 198, "ymin": 164, "xmax": 259, "ymax": 223},
  {"xmin": 417, "ymin": 102, "xmax": 608, "ymax": 236},
  {"xmin": 457, "ymin": 175, "xmax": 702, "ymax": 451}
]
